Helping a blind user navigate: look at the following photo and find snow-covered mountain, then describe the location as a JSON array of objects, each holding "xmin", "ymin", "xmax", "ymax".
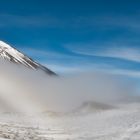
[{"xmin": 0, "ymin": 40, "xmax": 56, "ymax": 75}]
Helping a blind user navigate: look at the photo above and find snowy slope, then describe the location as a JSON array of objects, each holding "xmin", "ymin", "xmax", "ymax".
[
  {"xmin": 0, "ymin": 41, "xmax": 56, "ymax": 75},
  {"xmin": 0, "ymin": 103, "xmax": 139, "ymax": 140}
]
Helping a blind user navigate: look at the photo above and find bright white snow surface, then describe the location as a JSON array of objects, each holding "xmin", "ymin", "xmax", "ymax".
[
  {"xmin": 0, "ymin": 103, "xmax": 139, "ymax": 140},
  {"xmin": 0, "ymin": 40, "xmax": 56, "ymax": 75},
  {"xmin": 0, "ymin": 40, "xmax": 38, "ymax": 69}
]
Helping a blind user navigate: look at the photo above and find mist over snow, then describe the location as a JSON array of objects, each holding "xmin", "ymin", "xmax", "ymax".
[{"xmin": 0, "ymin": 59, "xmax": 137, "ymax": 114}]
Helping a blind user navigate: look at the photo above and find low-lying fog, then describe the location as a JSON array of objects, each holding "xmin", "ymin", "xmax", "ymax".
[{"xmin": 0, "ymin": 60, "xmax": 138, "ymax": 114}]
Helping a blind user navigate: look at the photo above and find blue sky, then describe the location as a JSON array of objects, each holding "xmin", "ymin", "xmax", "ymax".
[{"xmin": 1, "ymin": 0, "xmax": 140, "ymax": 77}]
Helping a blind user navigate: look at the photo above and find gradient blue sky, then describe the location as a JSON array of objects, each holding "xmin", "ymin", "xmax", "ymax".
[{"xmin": 0, "ymin": 0, "xmax": 140, "ymax": 76}]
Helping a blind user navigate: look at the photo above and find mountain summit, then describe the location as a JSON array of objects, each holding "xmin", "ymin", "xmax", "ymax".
[{"xmin": 0, "ymin": 41, "xmax": 56, "ymax": 75}]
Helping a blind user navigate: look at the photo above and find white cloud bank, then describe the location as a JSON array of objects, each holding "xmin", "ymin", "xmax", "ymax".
[{"xmin": 0, "ymin": 59, "xmax": 137, "ymax": 114}]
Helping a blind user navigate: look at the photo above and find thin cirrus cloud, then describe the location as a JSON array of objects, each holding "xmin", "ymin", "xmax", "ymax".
[
  {"xmin": 95, "ymin": 48, "xmax": 140, "ymax": 63},
  {"xmin": 82, "ymin": 48, "xmax": 140, "ymax": 63},
  {"xmin": 0, "ymin": 13, "xmax": 140, "ymax": 31},
  {"xmin": 19, "ymin": 47, "xmax": 100, "ymax": 73},
  {"xmin": 0, "ymin": 14, "xmax": 63, "ymax": 28},
  {"xmin": 61, "ymin": 42, "xmax": 140, "ymax": 77},
  {"xmin": 109, "ymin": 69, "xmax": 140, "ymax": 78},
  {"xmin": 20, "ymin": 47, "xmax": 79, "ymax": 60},
  {"xmin": 65, "ymin": 43, "xmax": 140, "ymax": 63},
  {"xmin": 12, "ymin": 44, "xmax": 140, "ymax": 78},
  {"xmin": 21, "ymin": 46, "xmax": 140, "ymax": 77}
]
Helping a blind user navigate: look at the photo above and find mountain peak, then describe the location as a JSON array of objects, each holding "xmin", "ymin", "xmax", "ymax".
[
  {"xmin": 0, "ymin": 40, "xmax": 13, "ymax": 50},
  {"xmin": 0, "ymin": 40, "xmax": 56, "ymax": 75},
  {"xmin": 0, "ymin": 40, "xmax": 10, "ymax": 46}
]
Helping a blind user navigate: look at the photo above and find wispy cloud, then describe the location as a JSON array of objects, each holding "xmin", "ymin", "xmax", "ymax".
[
  {"xmin": 76, "ymin": 47, "xmax": 140, "ymax": 63},
  {"xmin": 110, "ymin": 69, "xmax": 140, "ymax": 78},
  {"xmin": 44, "ymin": 64, "xmax": 83, "ymax": 74},
  {"xmin": 1, "ymin": 12, "xmax": 140, "ymax": 31},
  {"xmin": 0, "ymin": 14, "xmax": 64, "ymax": 28},
  {"xmin": 95, "ymin": 47, "xmax": 140, "ymax": 63},
  {"xmin": 19, "ymin": 43, "xmax": 140, "ymax": 74},
  {"xmin": 20, "ymin": 45, "xmax": 140, "ymax": 78},
  {"xmin": 20, "ymin": 48, "xmax": 65, "ymax": 58},
  {"xmin": 46, "ymin": 62, "xmax": 140, "ymax": 78},
  {"xmin": 65, "ymin": 42, "xmax": 140, "ymax": 63},
  {"xmin": 20, "ymin": 47, "xmax": 80, "ymax": 61}
]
